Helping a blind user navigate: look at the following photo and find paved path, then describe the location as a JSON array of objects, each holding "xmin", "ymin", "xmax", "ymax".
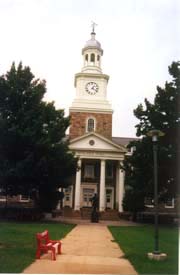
[{"xmin": 23, "ymin": 224, "xmax": 137, "ymax": 274}]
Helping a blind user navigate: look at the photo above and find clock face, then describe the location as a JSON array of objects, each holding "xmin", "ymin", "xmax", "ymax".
[{"xmin": 85, "ymin": 82, "xmax": 99, "ymax": 95}]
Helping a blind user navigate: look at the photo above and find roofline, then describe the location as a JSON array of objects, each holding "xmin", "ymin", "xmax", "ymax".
[
  {"xmin": 70, "ymin": 132, "xmax": 127, "ymax": 152},
  {"xmin": 112, "ymin": 136, "xmax": 139, "ymax": 140}
]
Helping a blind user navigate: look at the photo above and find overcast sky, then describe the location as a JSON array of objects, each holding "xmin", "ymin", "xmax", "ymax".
[{"xmin": 0, "ymin": 0, "xmax": 179, "ymax": 137}]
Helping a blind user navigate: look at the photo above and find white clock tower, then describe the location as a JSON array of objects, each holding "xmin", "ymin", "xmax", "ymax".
[
  {"xmin": 66, "ymin": 25, "xmax": 127, "ymax": 215},
  {"xmin": 69, "ymin": 25, "xmax": 113, "ymax": 140}
]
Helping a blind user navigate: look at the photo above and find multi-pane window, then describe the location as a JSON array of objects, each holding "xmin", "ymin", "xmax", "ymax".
[
  {"xmin": 64, "ymin": 187, "xmax": 71, "ymax": 201},
  {"xmin": 65, "ymin": 196, "xmax": 70, "ymax": 201},
  {"xmin": 144, "ymin": 197, "xmax": 154, "ymax": 207},
  {"xmin": 0, "ymin": 188, "xmax": 6, "ymax": 201},
  {"xmin": 0, "ymin": 195, "xmax": 6, "ymax": 201},
  {"xmin": 106, "ymin": 189, "xmax": 112, "ymax": 203},
  {"xmin": 87, "ymin": 118, "xmax": 95, "ymax": 132},
  {"xmin": 20, "ymin": 195, "xmax": 30, "ymax": 202},
  {"xmin": 84, "ymin": 164, "xmax": 95, "ymax": 178},
  {"xmin": 165, "ymin": 198, "xmax": 174, "ymax": 208}
]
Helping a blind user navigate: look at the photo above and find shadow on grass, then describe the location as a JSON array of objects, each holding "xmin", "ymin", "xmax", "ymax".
[
  {"xmin": 109, "ymin": 225, "xmax": 178, "ymax": 275},
  {"xmin": 0, "ymin": 221, "xmax": 75, "ymax": 273}
]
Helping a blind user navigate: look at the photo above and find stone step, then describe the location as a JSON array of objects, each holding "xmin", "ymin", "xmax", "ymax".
[
  {"xmin": 62, "ymin": 207, "xmax": 120, "ymax": 221},
  {"xmin": 81, "ymin": 208, "xmax": 92, "ymax": 219},
  {"xmin": 62, "ymin": 207, "xmax": 81, "ymax": 218},
  {"xmin": 81, "ymin": 208, "xmax": 120, "ymax": 221}
]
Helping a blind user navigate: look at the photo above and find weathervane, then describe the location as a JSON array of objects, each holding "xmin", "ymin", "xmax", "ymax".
[{"xmin": 91, "ymin": 21, "xmax": 98, "ymax": 33}]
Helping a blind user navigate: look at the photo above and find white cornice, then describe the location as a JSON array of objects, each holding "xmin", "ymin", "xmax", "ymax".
[
  {"xmin": 74, "ymin": 72, "xmax": 109, "ymax": 87},
  {"xmin": 70, "ymin": 97, "xmax": 113, "ymax": 113},
  {"xmin": 73, "ymin": 151, "xmax": 125, "ymax": 161},
  {"xmin": 69, "ymin": 107, "xmax": 113, "ymax": 114}
]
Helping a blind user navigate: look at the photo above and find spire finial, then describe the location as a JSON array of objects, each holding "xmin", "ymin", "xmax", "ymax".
[{"xmin": 91, "ymin": 21, "xmax": 97, "ymax": 33}]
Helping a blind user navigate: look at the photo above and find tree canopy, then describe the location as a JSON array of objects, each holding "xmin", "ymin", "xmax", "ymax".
[
  {"xmin": 0, "ymin": 62, "xmax": 77, "ymax": 210},
  {"xmin": 123, "ymin": 61, "xmax": 180, "ymax": 213}
]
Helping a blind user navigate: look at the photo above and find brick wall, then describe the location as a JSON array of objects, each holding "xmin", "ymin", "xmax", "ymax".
[{"xmin": 69, "ymin": 111, "xmax": 112, "ymax": 140}]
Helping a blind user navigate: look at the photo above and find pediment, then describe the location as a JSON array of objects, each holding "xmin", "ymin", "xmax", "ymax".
[{"xmin": 69, "ymin": 132, "xmax": 127, "ymax": 153}]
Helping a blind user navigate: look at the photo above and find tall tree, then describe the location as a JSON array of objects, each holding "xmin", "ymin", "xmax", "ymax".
[
  {"xmin": 0, "ymin": 62, "xmax": 77, "ymax": 210},
  {"xmin": 123, "ymin": 61, "xmax": 180, "ymax": 214}
]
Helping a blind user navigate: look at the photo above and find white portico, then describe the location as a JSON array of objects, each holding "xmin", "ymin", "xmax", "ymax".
[{"xmin": 69, "ymin": 132, "xmax": 127, "ymax": 213}]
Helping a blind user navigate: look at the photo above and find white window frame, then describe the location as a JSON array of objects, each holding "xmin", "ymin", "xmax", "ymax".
[
  {"xmin": 106, "ymin": 187, "xmax": 114, "ymax": 209},
  {"xmin": 144, "ymin": 197, "xmax": 154, "ymax": 208},
  {"xmin": 0, "ymin": 195, "xmax": 6, "ymax": 201},
  {"xmin": 63, "ymin": 186, "xmax": 73, "ymax": 207},
  {"xmin": 64, "ymin": 187, "xmax": 71, "ymax": 202},
  {"xmin": 0, "ymin": 188, "xmax": 6, "ymax": 201},
  {"xmin": 165, "ymin": 198, "xmax": 175, "ymax": 208},
  {"xmin": 86, "ymin": 117, "xmax": 96, "ymax": 133},
  {"xmin": 19, "ymin": 195, "xmax": 30, "ymax": 202}
]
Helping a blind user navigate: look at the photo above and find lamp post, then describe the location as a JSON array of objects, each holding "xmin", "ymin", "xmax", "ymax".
[{"xmin": 147, "ymin": 129, "xmax": 167, "ymax": 260}]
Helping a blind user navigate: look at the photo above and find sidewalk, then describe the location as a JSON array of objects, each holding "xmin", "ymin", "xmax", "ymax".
[
  {"xmin": 23, "ymin": 223, "xmax": 138, "ymax": 274},
  {"xmin": 42, "ymin": 214, "xmax": 140, "ymax": 226}
]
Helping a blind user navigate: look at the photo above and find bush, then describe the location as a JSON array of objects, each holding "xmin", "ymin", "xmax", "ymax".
[
  {"xmin": 0, "ymin": 206, "xmax": 44, "ymax": 221},
  {"xmin": 123, "ymin": 190, "xmax": 145, "ymax": 220},
  {"xmin": 136, "ymin": 212, "xmax": 177, "ymax": 225}
]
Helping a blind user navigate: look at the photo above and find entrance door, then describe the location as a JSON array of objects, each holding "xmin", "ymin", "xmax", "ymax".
[
  {"xmin": 106, "ymin": 188, "xmax": 114, "ymax": 209},
  {"xmin": 82, "ymin": 188, "xmax": 95, "ymax": 207}
]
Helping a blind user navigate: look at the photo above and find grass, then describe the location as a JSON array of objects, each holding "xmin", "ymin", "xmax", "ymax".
[
  {"xmin": 109, "ymin": 225, "xmax": 178, "ymax": 275},
  {"xmin": 0, "ymin": 221, "xmax": 75, "ymax": 273}
]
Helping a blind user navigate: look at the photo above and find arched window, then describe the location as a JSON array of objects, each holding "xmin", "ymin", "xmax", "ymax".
[
  {"xmin": 87, "ymin": 118, "xmax": 95, "ymax": 132},
  {"xmin": 85, "ymin": 54, "xmax": 88, "ymax": 66},
  {"xmin": 97, "ymin": 55, "xmax": 100, "ymax": 66},
  {"xmin": 90, "ymin": 53, "xmax": 95, "ymax": 64}
]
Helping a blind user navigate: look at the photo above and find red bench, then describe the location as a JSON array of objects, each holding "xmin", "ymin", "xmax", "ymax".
[{"xmin": 36, "ymin": 230, "xmax": 62, "ymax": 260}]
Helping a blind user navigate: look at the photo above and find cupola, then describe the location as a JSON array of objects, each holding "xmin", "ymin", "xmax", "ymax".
[
  {"xmin": 82, "ymin": 32, "xmax": 103, "ymax": 53},
  {"xmin": 81, "ymin": 24, "xmax": 103, "ymax": 74}
]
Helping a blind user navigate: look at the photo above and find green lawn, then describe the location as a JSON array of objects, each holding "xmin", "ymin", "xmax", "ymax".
[
  {"xmin": 109, "ymin": 225, "xmax": 178, "ymax": 275},
  {"xmin": 0, "ymin": 221, "xmax": 75, "ymax": 273}
]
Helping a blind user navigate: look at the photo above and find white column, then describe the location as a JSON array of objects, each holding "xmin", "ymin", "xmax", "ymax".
[
  {"xmin": 115, "ymin": 166, "xmax": 119, "ymax": 209},
  {"xmin": 99, "ymin": 159, "xmax": 106, "ymax": 212},
  {"xmin": 118, "ymin": 161, "xmax": 125, "ymax": 213},
  {"xmin": 74, "ymin": 159, "xmax": 82, "ymax": 211},
  {"xmin": 57, "ymin": 187, "xmax": 63, "ymax": 209}
]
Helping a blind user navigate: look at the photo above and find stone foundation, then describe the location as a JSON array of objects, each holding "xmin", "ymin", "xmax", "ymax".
[{"xmin": 147, "ymin": 252, "xmax": 167, "ymax": 261}]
